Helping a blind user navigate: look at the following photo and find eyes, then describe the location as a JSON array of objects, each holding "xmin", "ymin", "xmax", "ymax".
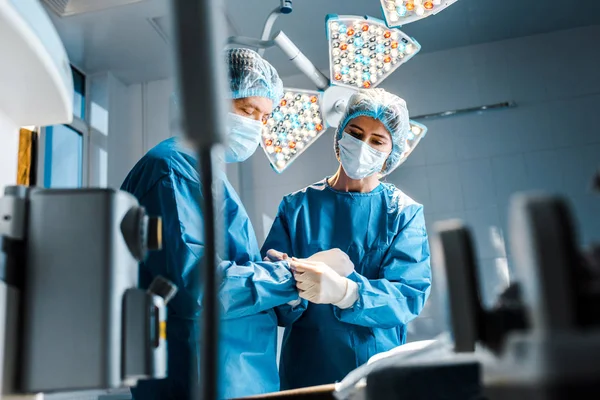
[
  {"xmin": 347, "ymin": 130, "xmax": 386, "ymax": 146},
  {"xmin": 241, "ymin": 106, "xmax": 270, "ymax": 122},
  {"xmin": 241, "ymin": 107, "xmax": 255, "ymax": 117}
]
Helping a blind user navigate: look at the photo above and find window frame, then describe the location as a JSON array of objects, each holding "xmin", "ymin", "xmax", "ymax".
[{"xmin": 38, "ymin": 65, "xmax": 99, "ymax": 188}]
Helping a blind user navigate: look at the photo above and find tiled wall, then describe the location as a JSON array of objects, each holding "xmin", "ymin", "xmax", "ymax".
[{"xmin": 239, "ymin": 25, "xmax": 600, "ymax": 340}]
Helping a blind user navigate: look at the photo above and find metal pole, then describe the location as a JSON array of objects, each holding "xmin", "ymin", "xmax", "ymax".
[
  {"xmin": 273, "ymin": 32, "xmax": 329, "ymax": 90},
  {"xmin": 170, "ymin": 1, "xmax": 228, "ymax": 399},
  {"xmin": 257, "ymin": 7, "xmax": 282, "ymax": 56},
  {"xmin": 258, "ymin": 0, "xmax": 293, "ymax": 56}
]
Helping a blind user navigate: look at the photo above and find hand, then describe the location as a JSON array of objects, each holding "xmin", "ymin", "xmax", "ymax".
[
  {"xmin": 307, "ymin": 248, "xmax": 355, "ymax": 277},
  {"xmin": 263, "ymin": 249, "xmax": 289, "ymax": 262},
  {"xmin": 289, "ymin": 259, "xmax": 349, "ymax": 305}
]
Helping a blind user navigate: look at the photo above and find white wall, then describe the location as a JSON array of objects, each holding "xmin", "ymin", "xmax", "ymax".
[
  {"xmin": 0, "ymin": 109, "xmax": 19, "ymax": 193},
  {"xmin": 106, "ymin": 77, "xmax": 144, "ymax": 188},
  {"xmin": 99, "ymin": 78, "xmax": 170, "ymax": 188},
  {"xmin": 107, "ymin": 77, "xmax": 242, "ymax": 191},
  {"xmin": 238, "ymin": 25, "xmax": 600, "ymax": 338}
]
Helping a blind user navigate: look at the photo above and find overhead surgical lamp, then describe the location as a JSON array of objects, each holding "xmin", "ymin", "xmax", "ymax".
[
  {"xmin": 326, "ymin": 15, "xmax": 420, "ymax": 90},
  {"xmin": 380, "ymin": 0, "xmax": 459, "ymax": 27},
  {"xmin": 229, "ymin": 4, "xmax": 428, "ymax": 173}
]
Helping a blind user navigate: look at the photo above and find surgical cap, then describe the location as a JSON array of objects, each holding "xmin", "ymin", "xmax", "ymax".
[
  {"xmin": 169, "ymin": 49, "xmax": 283, "ymax": 135},
  {"xmin": 334, "ymin": 88, "xmax": 410, "ymax": 176},
  {"xmin": 226, "ymin": 48, "xmax": 284, "ymax": 106}
]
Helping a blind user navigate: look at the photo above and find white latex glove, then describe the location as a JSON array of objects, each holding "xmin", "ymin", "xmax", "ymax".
[
  {"xmin": 290, "ymin": 259, "xmax": 358, "ymax": 309},
  {"xmin": 307, "ymin": 248, "xmax": 355, "ymax": 277},
  {"xmin": 263, "ymin": 249, "xmax": 299, "ymax": 306},
  {"xmin": 263, "ymin": 249, "xmax": 288, "ymax": 262}
]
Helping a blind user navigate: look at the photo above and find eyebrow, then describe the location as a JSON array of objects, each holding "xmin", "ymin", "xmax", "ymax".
[
  {"xmin": 371, "ymin": 132, "xmax": 389, "ymax": 140},
  {"xmin": 348, "ymin": 124, "xmax": 364, "ymax": 132},
  {"xmin": 241, "ymin": 101, "xmax": 256, "ymax": 110},
  {"xmin": 246, "ymin": 100, "xmax": 271, "ymax": 115}
]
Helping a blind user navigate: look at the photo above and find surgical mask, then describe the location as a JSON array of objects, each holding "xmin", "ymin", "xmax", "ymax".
[
  {"xmin": 338, "ymin": 132, "xmax": 389, "ymax": 180},
  {"xmin": 224, "ymin": 112, "xmax": 263, "ymax": 163}
]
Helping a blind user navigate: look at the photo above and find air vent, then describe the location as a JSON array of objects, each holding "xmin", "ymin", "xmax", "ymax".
[{"xmin": 42, "ymin": 0, "xmax": 146, "ymax": 17}]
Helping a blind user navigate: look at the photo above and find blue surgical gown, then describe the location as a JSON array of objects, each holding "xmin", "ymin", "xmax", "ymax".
[
  {"xmin": 261, "ymin": 179, "xmax": 432, "ymax": 390},
  {"xmin": 121, "ymin": 137, "xmax": 302, "ymax": 399}
]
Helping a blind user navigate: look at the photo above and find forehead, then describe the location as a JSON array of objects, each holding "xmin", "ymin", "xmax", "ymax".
[{"xmin": 347, "ymin": 116, "xmax": 390, "ymax": 138}]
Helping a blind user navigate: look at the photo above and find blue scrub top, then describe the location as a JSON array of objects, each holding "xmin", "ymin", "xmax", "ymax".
[
  {"xmin": 121, "ymin": 137, "xmax": 302, "ymax": 399},
  {"xmin": 261, "ymin": 179, "xmax": 432, "ymax": 390}
]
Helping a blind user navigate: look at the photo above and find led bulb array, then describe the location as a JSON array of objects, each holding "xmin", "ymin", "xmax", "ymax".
[
  {"xmin": 380, "ymin": 0, "xmax": 459, "ymax": 27},
  {"xmin": 261, "ymin": 89, "xmax": 327, "ymax": 173},
  {"xmin": 326, "ymin": 15, "xmax": 421, "ymax": 90}
]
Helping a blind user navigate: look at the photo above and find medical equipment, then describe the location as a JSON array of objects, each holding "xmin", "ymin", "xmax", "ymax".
[
  {"xmin": 229, "ymin": 4, "xmax": 428, "ymax": 173},
  {"xmin": 170, "ymin": 0, "xmax": 230, "ymax": 398},
  {"xmin": 326, "ymin": 15, "xmax": 420, "ymax": 90},
  {"xmin": 1, "ymin": 186, "xmax": 169, "ymax": 395},
  {"xmin": 261, "ymin": 89, "xmax": 329, "ymax": 172},
  {"xmin": 379, "ymin": 0, "xmax": 459, "ymax": 27},
  {"xmin": 434, "ymin": 193, "xmax": 600, "ymax": 399},
  {"xmin": 0, "ymin": 1, "xmax": 174, "ymax": 397},
  {"xmin": 331, "ymin": 190, "xmax": 599, "ymax": 399}
]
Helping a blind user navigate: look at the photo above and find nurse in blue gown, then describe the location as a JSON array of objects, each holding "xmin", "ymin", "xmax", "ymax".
[
  {"xmin": 262, "ymin": 88, "xmax": 432, "ymax": 390},
  {"xmin": 121, "ymin": 48, "xmax": 303, "ymax": 399}
]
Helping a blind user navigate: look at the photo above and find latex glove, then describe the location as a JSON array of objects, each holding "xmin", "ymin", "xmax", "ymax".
[
  {"xmin": 307, "ymin": 248, "xmax": 355, "ymax": 277},
  {"xmin": 263, "ymin": 249, "xmax": 288, "ymax": 262},
  {"xmin": 263, "ymin": 249, "xmax": 299, "ymax": 306},
  {"xmin": 290, "ymin": 259, "xmax": 358, "ymax": 309}
]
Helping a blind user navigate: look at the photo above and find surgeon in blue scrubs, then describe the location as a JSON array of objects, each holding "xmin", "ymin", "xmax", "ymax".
[
  {"xmin": 262, "ymin": 88, "xmax": 432, "ymax": 390},
  {"xmin": 121, "ymin": 48, "xmax": 303, "ymax": 399}
]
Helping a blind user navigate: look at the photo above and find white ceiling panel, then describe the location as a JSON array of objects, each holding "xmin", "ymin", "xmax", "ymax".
[{"xmin": 45, "ymin": 0, "xmax": 600, "ymax": 84}]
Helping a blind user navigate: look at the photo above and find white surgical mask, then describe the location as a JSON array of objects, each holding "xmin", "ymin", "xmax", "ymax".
[
  {"xmin": 225, "ymin": 112, "xmax": 263, "ymax": 163},
  {"xmin": 338, "ymin": 132, "xmax": 389, "ymax": 180}
]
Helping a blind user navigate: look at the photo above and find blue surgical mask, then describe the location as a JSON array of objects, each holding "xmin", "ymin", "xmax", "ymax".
[
  {"xmin": 225, "ymin": 112, "xmax": 263, "ymax": 163},
  {"xmin": 338, "ymin": 132, "xmax": 389, "ymax": 179}
]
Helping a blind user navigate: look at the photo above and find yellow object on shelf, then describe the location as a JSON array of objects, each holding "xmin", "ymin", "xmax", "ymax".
[{"xmin": 17, "ymin": 128, "xmax": 34, "ymax": 186}]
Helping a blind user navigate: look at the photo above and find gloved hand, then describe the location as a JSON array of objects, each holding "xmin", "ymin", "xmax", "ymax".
[
  {"xmin": 263, "ymin": 249, "xmax": 299, "ymax": 306},
  {"xmin": 307, "ymin": 248, "xmax": 355, "ymax": 277},
  {"xmin": 263, "ymin": 249, "xmax": 288, "ymax": 262},
  {"xmin": 289, "ymin": 259, "xmax": 358, "ymax": 309}
]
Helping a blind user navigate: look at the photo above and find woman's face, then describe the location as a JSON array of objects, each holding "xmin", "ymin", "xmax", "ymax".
[{"xmin": 344, "ymin": 116, "xmax": 393, "ymax": 155}]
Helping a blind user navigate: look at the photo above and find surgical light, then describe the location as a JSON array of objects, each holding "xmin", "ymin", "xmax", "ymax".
[
  {"xmin": 261, "ymin": 89, "xmax": 327, "ymax": 173},
  {"xmin": 230, "ymin": 8, "xmax": 428, "ymax": 173},
  {"xmin": 380, "ymin": 0, "xmax": 459, "ymax": 27},
  {"xmin": 397, "ymin": 120, "xmax": 428, "ymax": 167},
  {"xmin": 326, "ymin": 15, "xmax": 421, "ymax": 90}
]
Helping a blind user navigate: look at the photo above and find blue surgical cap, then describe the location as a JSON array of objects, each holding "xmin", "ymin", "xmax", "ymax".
[
  {"xmin": 334, "ymin": 88, "xmax": 410, "ymax": 176},
  {"xmin": 226, "ymin": 48, "xmax": 284, "ymax": 106}
]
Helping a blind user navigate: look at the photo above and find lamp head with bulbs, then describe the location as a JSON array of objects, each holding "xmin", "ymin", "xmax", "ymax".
[{"xmin": 380, "ymin": 0, "xmax": 459, "ymax": 27}]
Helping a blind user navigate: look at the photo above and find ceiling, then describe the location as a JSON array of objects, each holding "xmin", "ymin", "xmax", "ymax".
[{"xmin": 46, "ymin": 0, "xmax": 600, "ymax": 85}]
